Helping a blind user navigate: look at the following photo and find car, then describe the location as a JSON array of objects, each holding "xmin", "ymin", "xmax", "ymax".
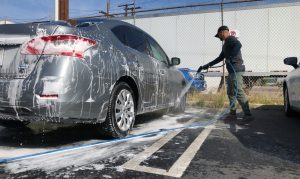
[
  {"xmin": 283, "ymin": 57, "xmax": 300, "ymax": 116},
  {"xmin": 0, "ymin": 18, "xmax": 187, "ymax": 138},
  {"xmin": 178, "ymin": 68, "xmax": 207, "ymax": 91}
]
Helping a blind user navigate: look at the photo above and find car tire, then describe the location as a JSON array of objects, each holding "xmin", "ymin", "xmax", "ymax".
[
  {"xmin": 100, "ymin": 82, "xmax": 136, "ymax": 138},
  {"xmin": 0, "ymin": 120, "xmax": 30, "ymax": 128},
  {"xmin": 284, "ymin": 87, "xmax": 294, "ymax": 116}
]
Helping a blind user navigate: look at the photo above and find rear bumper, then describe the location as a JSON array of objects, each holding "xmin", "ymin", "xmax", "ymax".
[
  {"xmin": 0, "ymin": 106, "xmax": 97, "ymax": 124},
  {"xmin": 0, "ymin": 55, "xmax": 109, "ymax": 123}
]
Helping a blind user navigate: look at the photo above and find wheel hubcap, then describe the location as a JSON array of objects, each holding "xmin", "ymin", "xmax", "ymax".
[{"xmin": 115, "ymin": 89, "xmax": 135, "ymax": 131}]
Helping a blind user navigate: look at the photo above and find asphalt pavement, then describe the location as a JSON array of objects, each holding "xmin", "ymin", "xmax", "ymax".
[{"xmin": 0, "ymin": 106, "xmax": 299, "ymax": 179}]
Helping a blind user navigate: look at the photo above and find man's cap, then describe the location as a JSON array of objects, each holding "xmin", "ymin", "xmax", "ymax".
[{"xmin": 214, "ymin": 25, "xmax": 229, "ymax": 38}]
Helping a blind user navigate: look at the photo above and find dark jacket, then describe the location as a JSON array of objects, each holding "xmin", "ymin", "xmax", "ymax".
[{"xmin": 208, "ymin": 36, "xmax": 245, "ymax": 74}]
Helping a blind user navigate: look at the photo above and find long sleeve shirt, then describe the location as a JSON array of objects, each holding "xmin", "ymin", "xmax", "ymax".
[{"xmin": 208, "ymin": 36, "xmax": 245, "ymax": 74}]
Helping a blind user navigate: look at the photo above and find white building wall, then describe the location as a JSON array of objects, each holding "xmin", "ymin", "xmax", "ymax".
[{"xmin": 123, "ymin": 3, "xmax": 300, "ymax": 72}]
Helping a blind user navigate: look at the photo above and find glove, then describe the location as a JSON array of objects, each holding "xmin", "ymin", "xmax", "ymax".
[
  {"xmin": 197, "ymin": 64, "xmax": 209, "ymax": 73},
  {"xmin": 197, "ymin": 66, "xmax": 203, "ymax": 73},
  {"xmin": 203, "ymin": 64, "xmax": 209, "ymax": 70}
]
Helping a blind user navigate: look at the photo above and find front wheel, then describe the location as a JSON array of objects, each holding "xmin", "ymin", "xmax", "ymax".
[
  {"xmin": 100, "ymin": 82, "xmax": 136, "ymax": 138},
  {"xmin": 284, "ymin": 87, "xmax": 294, "ymax": 116}
]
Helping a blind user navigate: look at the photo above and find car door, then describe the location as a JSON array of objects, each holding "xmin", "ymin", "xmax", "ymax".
[
  {"xmin": 289, "ymin": 67, "xmax": 300, "ymax": 108},
  {"xmin": 111, "ymin": 25, "xmax": 158, "ymax": 110},
  {"xmin": 146, "ymin": 37, "xmax": 171, "ymax": 108}
]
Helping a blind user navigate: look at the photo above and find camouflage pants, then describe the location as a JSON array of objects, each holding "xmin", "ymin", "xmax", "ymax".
[{"xmin": 227, "ymin": 72, "xmax": 251, "ymax": 115}]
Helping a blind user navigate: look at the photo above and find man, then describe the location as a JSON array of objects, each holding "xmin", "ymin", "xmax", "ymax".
[{"xmin": 197, "ymin": 25, "xmax": 253, "ymax": 124}]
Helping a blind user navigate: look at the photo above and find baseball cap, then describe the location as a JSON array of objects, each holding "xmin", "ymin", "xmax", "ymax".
[{"xmin": 214, "ymin": 25, "xmax": 229, "ymax": 38}]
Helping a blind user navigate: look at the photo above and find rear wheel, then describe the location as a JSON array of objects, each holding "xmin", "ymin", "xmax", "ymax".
[
  {"xmin": 284, "ymin": 87, "xmax": 294, "ymax": 116},
  {"xmin": 100, "ymin": 82, "xmax": 136, "ymax": 138}
]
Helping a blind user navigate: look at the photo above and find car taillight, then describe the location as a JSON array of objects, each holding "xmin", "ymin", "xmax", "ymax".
[{"xmin": 21, "ymin": 35, "xmax": 96, "ymax": 59}]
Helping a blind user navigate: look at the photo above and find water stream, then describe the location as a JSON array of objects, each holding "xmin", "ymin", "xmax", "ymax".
[{"xmin": 175, "ymin": 78, "xmax": 195, "ymax": 107}]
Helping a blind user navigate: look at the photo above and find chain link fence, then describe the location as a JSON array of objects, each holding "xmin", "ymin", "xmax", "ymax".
[
  {"xmin": 2, "ymin": 0, "xmax": 296, "ymax": 108},
  {"xmin": 114, "ymin": 0, "xmax": 300, "ymax": 108}
]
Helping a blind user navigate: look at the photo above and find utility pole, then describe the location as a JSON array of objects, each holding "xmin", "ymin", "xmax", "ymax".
[
  {"xmin": 133, "ymin": 0, "xmax": 136, "ymax": 25},
  {"xmin": 118, "ymin": 3, "xmax": 133, "ymax": 17},
  {"xmin": 55, "ymin": 0, "xmax": 59, "ymax": 21},
  {"xmin": 99, "ymin": 0, "xmax": 114, "ymax": 18},
  {"xmin": 118, "ymin": 3, "xmax": 141, "ymax": 17},
  {"xmin": 54, "ymin": 0, "xmax": 69, "ymax": 21},
  {"xmin": 107, "ymin": 0, "xmax": 110, "ymax": 17}
]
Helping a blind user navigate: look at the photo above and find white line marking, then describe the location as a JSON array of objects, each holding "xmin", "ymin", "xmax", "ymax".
[
  {"xmin": 168, "ymin": 125, "xmax": 213, "ymax": 177},
  {"xmin": 123, "ymin": 130, "xmax": 182, "ymax": 169},
  {"xmin": 123, "ymin": 125, "xmax": 214, "ymax": 178}
]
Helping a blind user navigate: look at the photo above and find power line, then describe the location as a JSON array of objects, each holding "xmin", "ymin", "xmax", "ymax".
[
  {"xmin": 82, "ymin": 0, "xmax": 263, "ymax": 18},
  {"xmin": 69, "ymin": 9, "xmax": 101, "ymax": 12},
  {"xmin": 134, "ymin": 0, "xmax": 217, "ymax": 6}
]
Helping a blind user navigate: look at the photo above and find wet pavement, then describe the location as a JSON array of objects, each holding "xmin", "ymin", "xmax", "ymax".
[{"xmin": 0, "ymin": 106, "xmax": 299, "ymax": 178}]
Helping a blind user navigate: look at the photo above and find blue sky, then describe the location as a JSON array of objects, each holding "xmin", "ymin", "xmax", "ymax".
[{"xmin": 0, "ymin": 0, "xmax": 298, "ymax": 23}]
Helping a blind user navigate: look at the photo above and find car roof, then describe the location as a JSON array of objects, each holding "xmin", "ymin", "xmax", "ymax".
[{"xmin": 70, "ymin": 18, "xmax": 135, "ymax": 29}]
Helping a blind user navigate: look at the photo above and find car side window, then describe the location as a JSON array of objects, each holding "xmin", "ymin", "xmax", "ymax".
[
  {"xmin": 111, "ymin": 25, "xmax": 127, "ymax": 45},
  {"xmin": 111, "ymin": 25, "xmax": 150, "ymax": 56},
  {"xmin": 147, "ymin": 37, "xmax": 169, "ymax": 65}
]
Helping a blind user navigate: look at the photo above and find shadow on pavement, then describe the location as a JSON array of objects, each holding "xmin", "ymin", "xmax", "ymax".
[
  {"xmin": 0, "ymin": 123, "xmax": 108, "ymax": 148},
  {"xmin": 0, "ymin": 108, "xmax": 218, "ymax": 149},
  {"xmin": 0, "ymin": 111, "xmax": 189, "ymax": 148},
  {"xmin": 228, "ymin": 105, "xmax": 300, "ymax": 164}
]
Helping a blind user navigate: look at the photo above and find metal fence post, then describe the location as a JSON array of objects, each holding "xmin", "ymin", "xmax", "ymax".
[{"xmin": 221, "ymin": 0, "xmax": 226, "ymax": 97}]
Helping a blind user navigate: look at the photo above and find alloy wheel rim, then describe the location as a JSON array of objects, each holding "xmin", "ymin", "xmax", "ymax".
[{"xmin": 115, "ymin": 89, "xmax": 135, "ymax": 131}]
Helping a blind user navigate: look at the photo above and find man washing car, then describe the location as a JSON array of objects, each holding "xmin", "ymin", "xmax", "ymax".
[{"xmin": 197, "ymin": 25, "xmax": 253, "ymax": 124}]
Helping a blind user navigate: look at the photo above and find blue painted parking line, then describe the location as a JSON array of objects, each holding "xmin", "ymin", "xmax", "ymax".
[{"xmin": 0, "ymin": 119, "xmax": 217, "ymax": 164}]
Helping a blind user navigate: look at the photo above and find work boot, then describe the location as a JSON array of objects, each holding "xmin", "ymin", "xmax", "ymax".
[{"xmin": 236, "ymin": 114, "xmax": 254, "ymax": 125}]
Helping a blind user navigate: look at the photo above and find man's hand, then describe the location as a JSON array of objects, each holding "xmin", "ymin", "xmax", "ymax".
[
  {"xmin": 197, "ymin": 64, "xmax": 209, "ymax": 73},
  {"xmin": 197, "ymin": 66, "xmax": 203, "ymax": 73}
]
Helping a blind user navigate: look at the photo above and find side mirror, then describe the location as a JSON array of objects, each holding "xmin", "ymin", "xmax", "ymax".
[
  {"xmin": 171, "ymin": 57, "xmax": 180, "ymax": 66},
  {"xmin": 284, "ymin": 57, "xmax": 298, "ymax": 69}
]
